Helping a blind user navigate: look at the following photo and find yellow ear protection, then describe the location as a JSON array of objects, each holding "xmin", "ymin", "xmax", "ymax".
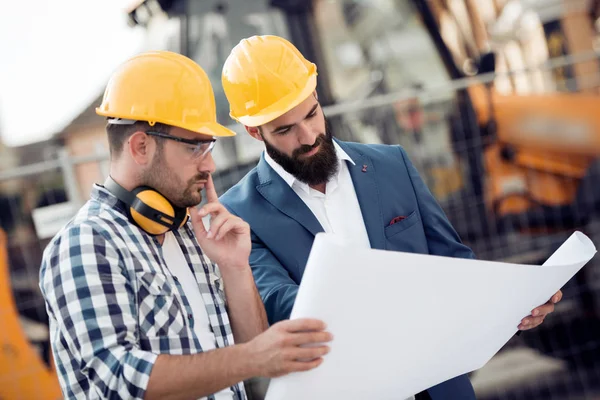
[{"xmin": 104, "ymin": 176, "xmax": 189, "ymax": 236}]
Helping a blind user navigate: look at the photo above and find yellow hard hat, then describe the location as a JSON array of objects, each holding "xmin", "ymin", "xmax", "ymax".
[
  {"xmin": 96, "ymin": 50, "xmax": 235, "ymax": 137},
  {"xmin": 222, "ymin": 35, "xmax": 318, "ymax": 127}
]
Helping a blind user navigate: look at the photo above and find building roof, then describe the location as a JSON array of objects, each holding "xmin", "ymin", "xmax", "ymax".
[{"xmin": 55, "ymin": 93, "xmax": 105, "ymax": 139}]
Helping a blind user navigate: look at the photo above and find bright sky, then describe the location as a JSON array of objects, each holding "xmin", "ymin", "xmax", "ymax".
[{"xmin": 0, "ymin": 1, "xmax": 145, "ymax": 147}]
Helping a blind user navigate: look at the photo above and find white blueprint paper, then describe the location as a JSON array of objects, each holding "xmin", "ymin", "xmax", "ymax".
[{"xmin": 265, "ymin": 232, "xmax": 596, "ymax": 400}]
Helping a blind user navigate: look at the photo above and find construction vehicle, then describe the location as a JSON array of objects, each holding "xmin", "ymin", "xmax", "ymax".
[
  {"xmin": 468, "ymin": 66, "xmax": 600, "ymax": 233},
  {"xmin": 410, "ymin": 0, "xmax": 600, "ymax": 242}
]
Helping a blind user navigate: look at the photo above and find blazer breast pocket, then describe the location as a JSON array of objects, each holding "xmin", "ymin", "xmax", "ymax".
[{"xmin": 384, "ymin": 210, "xmax": 420, "ymax": 239}]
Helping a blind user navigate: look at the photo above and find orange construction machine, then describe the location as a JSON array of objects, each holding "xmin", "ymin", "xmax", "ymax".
[{"xmin": 468, "ymin": 53, "xmax": 600, "ymax": 233}]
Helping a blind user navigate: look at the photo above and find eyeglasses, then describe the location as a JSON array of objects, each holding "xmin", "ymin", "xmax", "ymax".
[{"xmin": 146, "ymin": 131, "xmax": 216, "ymax": 160}]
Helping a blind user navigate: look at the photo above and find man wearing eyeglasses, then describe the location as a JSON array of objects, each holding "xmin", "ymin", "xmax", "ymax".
[{"xmin": 39, "ymin": 51, "xmax": 332, "ymax": 400}]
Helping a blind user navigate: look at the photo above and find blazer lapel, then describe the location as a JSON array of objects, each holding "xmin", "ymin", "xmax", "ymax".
[
  {"xmin": 338, "ymin": 141, "xmax": 386, "ymax": 250},
  {"xmin": 255, "ymin": 155, "xmax": 324, "ymax": 236}
]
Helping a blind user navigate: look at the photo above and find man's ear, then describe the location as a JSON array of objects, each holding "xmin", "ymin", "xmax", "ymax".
[
  {"xmin": 245, "ymin": 125, "xmax": 264, "ymax": 141},
  {"xmin": 313, "ymin": 90, "xmax": 318, "ymax": 101},
  {"xmin": 128, "ymin": 131, "xmax": 154, "ymax": 165}
]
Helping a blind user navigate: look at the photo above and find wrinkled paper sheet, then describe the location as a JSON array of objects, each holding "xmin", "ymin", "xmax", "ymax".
[{"xmin": 265, "ymin": 232, "xmax": 596, "ymax": 400}]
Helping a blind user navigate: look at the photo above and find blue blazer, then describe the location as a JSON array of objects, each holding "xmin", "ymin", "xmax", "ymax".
[{"xmin": 221, "ymin": 140, "xmax": 476, "ymax": 399}]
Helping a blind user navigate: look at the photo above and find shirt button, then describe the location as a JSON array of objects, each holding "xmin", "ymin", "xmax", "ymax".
[{"xmin": 188, "ymin": 314, "xmax": 193, "ymax": 321}]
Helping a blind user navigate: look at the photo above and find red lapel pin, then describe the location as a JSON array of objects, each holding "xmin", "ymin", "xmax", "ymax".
[{"xmin": 362, "ymin": 164, "xmax": 368, "ymax": 172}]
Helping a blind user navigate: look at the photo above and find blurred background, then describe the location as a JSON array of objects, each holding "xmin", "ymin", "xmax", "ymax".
[{"xmin": 1, "ymin": 0, "xmax": 600, "ymax": 398}]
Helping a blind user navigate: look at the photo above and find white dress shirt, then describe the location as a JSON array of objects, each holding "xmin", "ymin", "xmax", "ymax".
[{"xmin": 265, "ymin": 141, "xmax": 371, "ymax": 249}]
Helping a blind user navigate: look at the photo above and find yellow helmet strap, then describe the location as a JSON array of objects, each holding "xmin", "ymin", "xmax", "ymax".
[{"xmin": 103, "ymin": 176, "xmax": 189, "ymax": 236}]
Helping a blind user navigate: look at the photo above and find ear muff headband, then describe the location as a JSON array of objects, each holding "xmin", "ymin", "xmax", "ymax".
[{"xmin": 104, "ymin": 176, "xmax": 189, "ymax": 235}]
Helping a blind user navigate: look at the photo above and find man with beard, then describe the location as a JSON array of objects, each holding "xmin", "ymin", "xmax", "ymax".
[
  {"xmin": 39, "ymin": 51, "xmax": 332, "ymax": 400},
  {"xmin": 219, "ymin": 36, "xmax": 563, "ymax": 400}
]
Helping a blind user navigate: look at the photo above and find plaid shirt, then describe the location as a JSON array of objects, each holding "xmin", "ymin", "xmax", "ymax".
[{"xmin": 39, "ymin": 185, "xmax": 246, "ymax": 400}]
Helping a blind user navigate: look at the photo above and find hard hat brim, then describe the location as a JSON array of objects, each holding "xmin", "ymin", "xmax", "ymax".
[
  {"xmin": 233, "ymin": 75, "xmax": 317, "ymax": 127},
  {"xmin": 96, "ymin": 108, "xmax": 236, "ymax": 137},
  {"xmin": 199, "ymin": 122, "xmax": 237, "ymax": 137}
]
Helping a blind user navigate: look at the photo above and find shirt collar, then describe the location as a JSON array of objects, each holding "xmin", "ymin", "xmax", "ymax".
[{"xmin": 264, "ymin": 140, "xmax": 354, "ymax": 191}]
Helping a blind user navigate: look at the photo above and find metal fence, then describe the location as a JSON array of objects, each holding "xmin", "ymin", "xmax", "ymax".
[{"xmin": 1, "ymin": 51, "xmax": 599, "ymax": 399}]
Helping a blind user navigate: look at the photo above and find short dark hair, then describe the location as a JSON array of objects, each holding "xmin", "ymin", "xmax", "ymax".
[{"xmin": 106, "ymin": 121, "xmax": 171, "ymax": 157}]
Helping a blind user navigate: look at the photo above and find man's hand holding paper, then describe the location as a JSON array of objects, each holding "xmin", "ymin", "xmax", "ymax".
[{"xmin": 519, "ymin": 289, "xmax": 563, "ymax": 330}]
